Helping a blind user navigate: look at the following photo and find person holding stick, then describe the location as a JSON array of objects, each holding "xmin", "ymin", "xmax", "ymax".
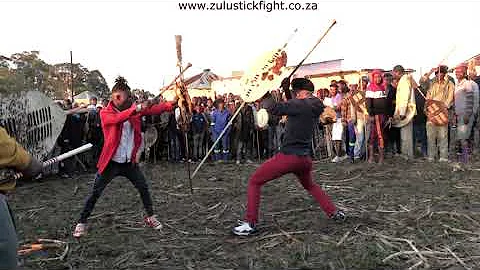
[
  {"xmin": 0, "ymin": 127, "xmax": 43, "ymax": 269},
  {"xmin": 420, "ymin": 65, "xmax": 454, "ymax": 162},
  {"xmin": 73, "ymin": 76, "xmax": 174, "ymax": 238},
  {"xmin": 232, "ymin": 78, "xmax": 345, "ymax": 236}
]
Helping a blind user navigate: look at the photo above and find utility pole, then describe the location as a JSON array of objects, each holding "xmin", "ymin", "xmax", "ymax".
[{"xmin": 70, "ymin": 51, "xmax": 74, "ymax": 102}]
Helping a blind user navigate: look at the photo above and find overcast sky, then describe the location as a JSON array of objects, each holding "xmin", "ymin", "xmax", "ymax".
[{"xmin": 1, "ymin": 0, "xmax": 479, "ymax": 94}]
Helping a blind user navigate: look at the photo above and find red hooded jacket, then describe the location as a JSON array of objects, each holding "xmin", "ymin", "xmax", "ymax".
[{"xmin": 97, "ymin": 101, "xmax": 172, "ymax": 174}]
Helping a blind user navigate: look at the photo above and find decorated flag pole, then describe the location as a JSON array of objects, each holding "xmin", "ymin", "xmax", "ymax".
[{"xmin": 191, "ymin": 28, "xmax": 299, "ymax": 179}]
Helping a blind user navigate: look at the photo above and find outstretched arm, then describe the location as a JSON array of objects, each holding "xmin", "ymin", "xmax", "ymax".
[
  {"xmin": 100, "ymin": 104, "xmax": 138, "ymax": 125},
  {"xmin": 141, "ymin": 102, "xmax": 173, "ymax": 116}
]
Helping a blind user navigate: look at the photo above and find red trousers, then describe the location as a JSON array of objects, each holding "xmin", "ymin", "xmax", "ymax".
[{"xmin": 245, "ymin": 153, "xmax": 337, "ymax": 224}]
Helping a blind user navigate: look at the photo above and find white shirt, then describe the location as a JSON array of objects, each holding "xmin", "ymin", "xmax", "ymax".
[
  {"xmin": 323, "ymin": 97, "xmax": 333, "ymax": 107},
  {"xmin": 112, "ymin": 121, "xmax": 135, "ymax": 163}
]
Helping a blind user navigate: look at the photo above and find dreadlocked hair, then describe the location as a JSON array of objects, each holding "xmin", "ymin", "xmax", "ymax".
[{"xmin": 112, "ymin": 76, "xmax": 131, "ymax": 95}]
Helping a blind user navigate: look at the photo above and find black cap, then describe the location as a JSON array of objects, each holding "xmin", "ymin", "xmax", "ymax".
[
  {"xmin": 437, "ymin": 65, "xmax": 448, "ymax": 74},
  {"xmin": 393, "ymin": 65, "xmax": 405, "ymax": 73},
  {"xmin": 291, "ymin": 78, "xmax": 315, "ymax": 92}
]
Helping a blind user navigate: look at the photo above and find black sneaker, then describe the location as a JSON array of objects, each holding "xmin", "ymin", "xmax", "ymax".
[
  {"xmin": 331, "ymin": 210, "xmax": 346, "ymax": 222},
  {"xmin": 232, "ymin": 221, "xmax": 257, "ymax": 236}
]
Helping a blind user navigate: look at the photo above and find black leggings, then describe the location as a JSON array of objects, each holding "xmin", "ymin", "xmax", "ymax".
[{"xmin": 79, "ymin": 161, "xmax": 154, "ymax": 223}]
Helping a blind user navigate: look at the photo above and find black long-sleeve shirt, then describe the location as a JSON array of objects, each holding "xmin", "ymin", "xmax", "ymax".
[
  {"xmin": 366, "ymin": 89, "xmax": 391, "ymax": 116},
  {"xmin": 386, "ymin": 84, "xmax": 396, "ymax": 117},
  {"xmin": 262, "ymin": 95, "xmax": 324, "ymax": 156}
]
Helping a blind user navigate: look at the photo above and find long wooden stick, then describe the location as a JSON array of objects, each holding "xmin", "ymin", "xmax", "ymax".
[
  {"xmin": 287, "ymin": 20, "xmax": 337, "ymax": 79},
  {"xmin": 156, "ymin": 63, "xmax": 192, "ymax": 99}
]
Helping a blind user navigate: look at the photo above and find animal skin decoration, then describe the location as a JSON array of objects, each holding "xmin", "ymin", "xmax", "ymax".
[
  {"xmin": 175, "ymin": 35, "xmax": 193, "ymax": 132},
  {"xmin": 241, "ymin": 49, "xmax": 288, "ymax": 103}
]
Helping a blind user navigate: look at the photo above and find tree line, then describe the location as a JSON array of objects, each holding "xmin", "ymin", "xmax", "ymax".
[{"xmin": 0, "ymin": 51, "xmax": 110, "ymax": 100}]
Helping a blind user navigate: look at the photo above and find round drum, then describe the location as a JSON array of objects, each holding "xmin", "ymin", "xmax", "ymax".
[
  {"xmin": 257, "ymin": 108, "xmax": 269, "ymax": 129},
  {"xmin": 320, "ymin": 106, "xmax": 336, "ymax": 124},
  {"xmin": 424, "ymin": 99, "xmax": 448, "ymax": 126}
]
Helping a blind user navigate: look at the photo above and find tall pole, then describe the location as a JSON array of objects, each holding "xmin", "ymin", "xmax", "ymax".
[{"xmin": 70, "ymin": 51, "xmax": 74, "ymax": 102}]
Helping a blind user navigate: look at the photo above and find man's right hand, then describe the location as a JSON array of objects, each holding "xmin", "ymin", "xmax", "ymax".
[{"xmin": 22, "ymin": 157, "xmax": 43, "ymax": 179}]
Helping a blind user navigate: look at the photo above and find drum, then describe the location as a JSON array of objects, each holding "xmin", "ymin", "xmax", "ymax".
[
  {"xmin": 144, "ymin": 126, "xmax": 159, "ymax": 149},
  {"xmin": 425, "ymin": 99, "xmax": 448, "ymax": 126},
  {"xmin": 158, "ymin": 111, "xmax": 170, "ymax": 129},
  {"xmin": 320, "ymin": 106, "xmax": 336, "ymax": 124},
  {"xmin": 392, "ymin": 103, "xmax": 416, "ymax": 128},
  {"xmin": 257, "ymin": 108, "xmax": 269, "ymax": 129},
  {"xmin": 392, "ymin": 75, "xmax": 417, "ymax": 128}
]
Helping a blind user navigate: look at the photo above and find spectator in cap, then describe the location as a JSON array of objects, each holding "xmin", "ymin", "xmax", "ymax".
[
  {"xmin": 211, "ymin": 99, "xmax": 231, "ymax": 162},
  {"xmin": 419, "ymin": 66, "xmax": 454, "ymax": 162}
]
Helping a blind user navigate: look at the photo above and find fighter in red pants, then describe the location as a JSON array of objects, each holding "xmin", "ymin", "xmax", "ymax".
[{"xmin": 233, "ymin": 78, "xmax": 345, "ymax": 236}]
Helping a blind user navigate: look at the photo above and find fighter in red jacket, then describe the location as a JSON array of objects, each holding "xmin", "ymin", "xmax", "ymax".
[{"xmin": 73, "ymin": 77, "xmax": 174, "ymax": 238}]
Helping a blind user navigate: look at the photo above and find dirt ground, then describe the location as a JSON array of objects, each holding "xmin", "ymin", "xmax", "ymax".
[{"xmin": 8, "ymin": 156, "xmax": 480, "ymax": 270}]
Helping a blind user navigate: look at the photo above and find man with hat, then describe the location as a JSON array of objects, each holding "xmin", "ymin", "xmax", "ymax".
[
  {"xmin": 392, "ymin": 65, "xmax": 417, "ymax": 160},
  {"xmin": 420, "ymin": 66, "xmax": 454, "ymax": 162},
  {"xmin": 232, "ymin": 78, "xmax": 345, "ymax": 236}
]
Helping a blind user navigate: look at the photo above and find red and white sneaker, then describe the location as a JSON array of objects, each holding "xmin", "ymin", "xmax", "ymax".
[
  {"xmin": 73, "ymin": 223, "xmax": 87, "ymax": 238},
  {"xmin": 144, "ymin": 215, "xmax": 163, "ymax": 230}
]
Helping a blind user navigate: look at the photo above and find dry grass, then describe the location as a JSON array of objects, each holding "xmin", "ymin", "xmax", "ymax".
[{"xmin": 9, "ymin": 157, "xmax": 480, "ymax": 269}]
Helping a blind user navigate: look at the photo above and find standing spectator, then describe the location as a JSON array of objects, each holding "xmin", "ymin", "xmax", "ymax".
[
  {"xmin": 331, "ymin": 83, "xmax": 348, "ymax": 163},
  {"xmin": 87, "ymin": 97, "xmax": 98, "ymax": 110},
  {"xmin": 387, "ymin": 77, "xmax": 401, "ymax": 155},
  {"xmin": 413, "ymin": 83, "xmax": 428, "ymax": 158},
  {"xmin": 454, "ymin": 64, "xmax": 475, "ymax": 163},
  {"xmin": 353, "ymin": 78, "xmax": 369, "ymax": 160},
  {"xmin": 191, "ymin": 105, "xmax": 208, "ymax": 161},
  {"xmin": 365, "ymin": 70, "xmax": 390, "ymax": 164},
  {"xmin": 236, "ymin": 101, "xmax": 255, "ymax": 164},
  {"xmin": 58, "ymin": 103, "xmax": 87, "ymax": 177},
  {"xmin": 420, "ymin": 66, "xmax": 454, "ymax": 162},
  {"xmin": 467, "ymin": 68, "xmax": 480, "ymax": 152},
  {"xmin": 339, "ymin": 81, "xmax": 355, "ymax": 160},
  {"xmin": 267, "ymin": 91, "xmax": 281, "ymax": 157},
  {"xmin": 392, "ymin": 65, "xmax": 417, "ymax": 160},
  {"xmin": 167, "ymin": 108, "xmax": 180, "ymax": 162},
  {"xmin": 323, "ymin": 85, "xmax": 335, "ymax": 159},
  {"xmin": 211, "ymin": 99, "xmax": 231, "ymax": 162},
  {"xmin": 86, "ymin": 104, "xmax": 104, "ymax": 165}
]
